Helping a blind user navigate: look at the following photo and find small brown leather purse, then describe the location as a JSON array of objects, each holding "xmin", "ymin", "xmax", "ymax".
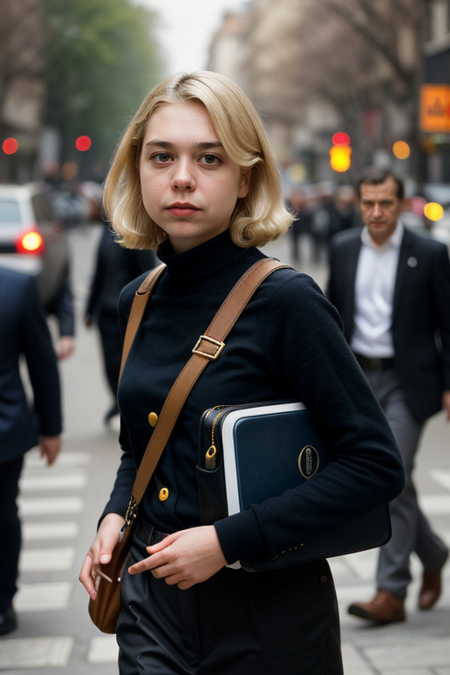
[{"xmin": 88, "ymin": 258, "xmax": 287, "ymax": 633}]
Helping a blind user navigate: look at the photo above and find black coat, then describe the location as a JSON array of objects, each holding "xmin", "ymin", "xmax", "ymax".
[
  {"xmin": 85, "ymin": 224, "xmax": 157, "ymax": 323},
  {"xmin": 103, "ymin": 231, "xmax": 404, "ymax": 565},
  {"xmin": 327, "ymin": 226, "xmax": 450, "ymax": 423},
  {"xmin": 0, "ymin": 267, "xmax": 62, "ymax": 463}
]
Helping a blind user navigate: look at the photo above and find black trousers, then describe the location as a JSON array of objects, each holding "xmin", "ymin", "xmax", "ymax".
[
  {"xmin": 117, "ymin": 519, "xmax": 343, "ymax": 675},
  {"xmin": 0, "ymin": 456, "xmax": 24, "ymax": 610}
]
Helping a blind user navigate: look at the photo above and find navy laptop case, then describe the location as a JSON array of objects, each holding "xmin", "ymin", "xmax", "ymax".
[{"xmin": 198, "ymin": 401, "xmax": 391, "ymax": 571}]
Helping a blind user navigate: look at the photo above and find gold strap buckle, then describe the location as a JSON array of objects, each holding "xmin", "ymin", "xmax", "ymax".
[
  {"xmin": 124, "ymin": 495, "xmax": 138, "ymax": 527},
  {"xmin": 192, "ymin": 335, "xmax": 225, "ymax": 360}
]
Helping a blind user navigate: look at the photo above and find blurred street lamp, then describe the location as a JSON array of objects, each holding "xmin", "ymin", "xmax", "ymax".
[
  {"xmin": 424, "ymin": 202, "xmax": 444, "ymax": 221},
  {"xmin": 392, "ymin": 141, "xmax": 411, "ymax": 159}
]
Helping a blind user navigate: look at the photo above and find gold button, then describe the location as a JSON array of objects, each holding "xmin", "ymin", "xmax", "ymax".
[
  {"xmin": 159, "ymin": 487, "xmax": 169, "ymax": 501},
  {"xmin": 148, "ymin": 412, "xmax": 158, "ymax": 427}
]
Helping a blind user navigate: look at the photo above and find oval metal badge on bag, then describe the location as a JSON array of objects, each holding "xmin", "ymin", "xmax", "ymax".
[{"xmin": 298, "ymin": 445, "xmax": 320, "ymax": 479}]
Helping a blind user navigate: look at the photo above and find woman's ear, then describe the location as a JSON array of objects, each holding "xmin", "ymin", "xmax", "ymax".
[{"xmin": 238, "ymin": 170, "xmax": 251, "ymax": 199}]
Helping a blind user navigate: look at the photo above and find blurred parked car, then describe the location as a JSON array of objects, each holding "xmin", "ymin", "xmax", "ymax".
[{"xmin": 0, "ymin": 183, "xmax": 70, "ymax": 308}]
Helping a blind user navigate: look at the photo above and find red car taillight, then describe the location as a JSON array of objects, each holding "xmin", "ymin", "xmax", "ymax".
[{"xmin": 16, "ymin": 229, "xmax": 45, "ymax": 255}]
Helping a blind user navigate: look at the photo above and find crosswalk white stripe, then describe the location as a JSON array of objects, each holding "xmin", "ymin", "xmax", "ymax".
[
  {"xmin": 87, "ymin": 636, "xmax": 119, "ymax": 663},
  {"xmin": 24, "ymin": 451, "xmax": 92, "ymax": 467},
  {"xmin": 0, "ymin": 637, "xmax": 74, "ymax": 668},
  {"xmin": 20, "ymin": 472, "xmax": 88, "ymax": 491},
  {"xmin": 15, "ymin": 582, "xmax": 72, "ymax": 612},
  {"xmin": 18, "ymin": 497, "xmax": 84, "ymax": 515},
  {"xmin": 19, "ymin": 548, "xmax": 75, "ymax": 572},
  {"xmin": 23, "ymin": 522, "xmax": 79, "ymax": 540},
  {"xmin": 429, "ymin": 469, "xmax": 450, "ymax": 492},
  {"xmin": 419, "ymin": 494, "xmax": 450, "ymax": 514}
]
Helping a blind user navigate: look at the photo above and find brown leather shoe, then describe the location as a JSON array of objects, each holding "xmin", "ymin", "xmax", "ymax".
[
  {"xmin": 419, "ymin": 555, "xmax": 448, "ymax": 610},
  {"xmin": 348, "ymin": 590, "xmax": 405, "ymax": 624}
]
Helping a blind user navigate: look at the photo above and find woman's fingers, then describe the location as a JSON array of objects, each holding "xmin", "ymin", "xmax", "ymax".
[
  {"xmin": 79, "ymin": 553, "xmax": 97, "ymax": 598},
  {"xmin": 127, "ymin": 526, "xmax": 226, "ymax": 588},
  {"xmin": 78, "ymin": 513, "xmax": 125, "ymax": 598}
]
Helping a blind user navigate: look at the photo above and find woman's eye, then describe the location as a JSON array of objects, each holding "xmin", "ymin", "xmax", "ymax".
[
  {"xmin": 201, "ymin": 154, "xmax": 220, "ymax": 165},
  {"xmin": 152, "ymin": 153, "xmax": 172, "ymax": 163}
]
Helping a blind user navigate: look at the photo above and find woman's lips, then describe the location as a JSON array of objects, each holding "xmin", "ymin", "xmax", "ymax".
[{"xmin": 166, "ymin": 204, "xmax": 200, "ymax": 217}]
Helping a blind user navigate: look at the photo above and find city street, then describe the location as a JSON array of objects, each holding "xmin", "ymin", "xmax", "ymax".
[{"xmin": 0, "ymin": 224, "xmax": 449, "ymax": 674}]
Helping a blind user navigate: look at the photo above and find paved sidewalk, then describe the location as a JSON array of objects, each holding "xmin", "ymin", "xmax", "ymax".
[{"xmin": 331, "ymin": 535, "xmax": 450, "ymax": 674}]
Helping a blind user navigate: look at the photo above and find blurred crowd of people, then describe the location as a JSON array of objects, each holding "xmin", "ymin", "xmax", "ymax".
[
  {"xmin": 285, "ymin": 181, "xmax": 439, "ymax": 267},
  {"xmin": 287, "ymin": 183, "xmax": 363, "ymax": 265}
]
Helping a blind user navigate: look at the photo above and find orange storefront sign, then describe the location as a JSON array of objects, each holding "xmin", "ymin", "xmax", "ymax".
[{"xmin": 420, "ymin": 85, "xmax": 450, "ymax": 132}]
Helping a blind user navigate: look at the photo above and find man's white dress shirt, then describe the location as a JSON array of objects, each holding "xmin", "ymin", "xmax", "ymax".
[{"xmin": 350, "ymin": 223, "xmax": 403, "ymax": 358}]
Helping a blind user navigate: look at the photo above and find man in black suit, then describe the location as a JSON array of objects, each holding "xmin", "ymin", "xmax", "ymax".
[
  {"xmin": 327, "ymin": 167, "xmax": 450, "ymax": 624},
  {"xmin": 84, "ymin": 223, "xmax": 157, "ymax": 425},
  {"xmin": 0, "ymin": 267, "xmax": 62, "ymax": 635}
]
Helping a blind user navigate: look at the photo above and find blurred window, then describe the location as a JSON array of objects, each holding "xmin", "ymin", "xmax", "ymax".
[{"xmin": 0, "ymin": 199, "xmax": 21, "ymax": 224}]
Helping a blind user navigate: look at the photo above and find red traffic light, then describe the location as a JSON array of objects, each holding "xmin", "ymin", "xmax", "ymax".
[
  {"xmin": 2, "ymin": 138, "xmax": 19, "ymax": 155},
  {"xmin": 332, "ymin": 132, "xmax": 351, "ymax": 146},
  {"xmin": 75, "ymin": 136, "xmax": 92, "ymax": 152}
]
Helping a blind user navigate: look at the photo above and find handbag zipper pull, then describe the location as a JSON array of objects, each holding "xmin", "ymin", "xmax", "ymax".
[{"xmin": 205, "ymin": 445, "xmax": 217, "ymax": 470}]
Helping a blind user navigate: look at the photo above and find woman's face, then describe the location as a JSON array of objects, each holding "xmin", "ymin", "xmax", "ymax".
[{"xmin": 139, "ymin": 102, "xmax": 250, "ymax": 253}]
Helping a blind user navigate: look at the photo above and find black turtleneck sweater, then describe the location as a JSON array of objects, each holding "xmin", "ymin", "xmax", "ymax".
[{"xmin": 103, "ymin": 230, "xmax": 404, "ymax": 565}]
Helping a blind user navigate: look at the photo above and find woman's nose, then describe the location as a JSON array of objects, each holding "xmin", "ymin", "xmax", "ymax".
[{"xmin": 171, "ymin": 159, "xmax": 196, "ymax": 190}]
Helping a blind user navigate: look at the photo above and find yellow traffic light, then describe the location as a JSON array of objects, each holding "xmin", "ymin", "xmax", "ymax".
[{"xmin": 329, "ymin": 146, "xmax": 352, "ymax": 172}]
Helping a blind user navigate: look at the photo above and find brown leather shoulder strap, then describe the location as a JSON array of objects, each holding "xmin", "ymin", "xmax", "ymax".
[
  {"xmin": 119, "ymin": 264, "xmax": 166, "ymax": 380},
  {"xmin": 124, "ymin": 258, "xmax": 291, "ymax": 519}
]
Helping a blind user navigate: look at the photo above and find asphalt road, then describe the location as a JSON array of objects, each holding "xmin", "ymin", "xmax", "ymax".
[{"xmin": 1, "ymin": 224, "xmax": 449, "ymax": 675}]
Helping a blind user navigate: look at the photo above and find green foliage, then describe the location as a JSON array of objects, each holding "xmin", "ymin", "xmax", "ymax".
[{"xmin": 43, "ymin": 0, "xmax": 163, "ymax": 175}]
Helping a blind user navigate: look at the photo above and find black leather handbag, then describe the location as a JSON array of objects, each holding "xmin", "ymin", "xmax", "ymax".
[{"xmin": 197, "ymin": 401, "xmax": 392, "ymax": 572}]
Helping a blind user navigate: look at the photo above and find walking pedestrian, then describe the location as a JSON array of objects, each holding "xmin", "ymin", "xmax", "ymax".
[
  {"xmin": 85, "ymin": 222, "xmax": 157, "ymax": 425},
  {"xmin": 0, "ymin": 267, "xmax": 62, "ymax": 636},
  {"xmin": 327, "ymin": 166, "xmax": 450, "ymax": 624},
  {"xmin": 80, "ymin": 72, "xmax": 404, "ymax": 674},
  {"xmin": 287, "ymin": 189, "xmax": 312, "ymax": 264}
]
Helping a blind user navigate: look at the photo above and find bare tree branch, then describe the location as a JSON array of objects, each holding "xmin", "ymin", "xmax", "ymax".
[{"xmin": 315, "ymin": 0, "xmax": 415, "ymax": 90}]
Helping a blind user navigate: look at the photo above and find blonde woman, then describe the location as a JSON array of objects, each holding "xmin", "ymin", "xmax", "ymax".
[{"xmin": 80, "ymin": 71, "xmax": 404, "ymax": 675}]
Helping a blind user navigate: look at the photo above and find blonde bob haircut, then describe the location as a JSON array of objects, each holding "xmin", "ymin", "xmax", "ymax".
[{"xmin": 103, "ymin": 70, "xmax": 293, "ymax": 250}]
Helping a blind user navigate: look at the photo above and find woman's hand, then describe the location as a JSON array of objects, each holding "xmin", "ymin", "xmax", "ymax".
[
  {"xmin": 79, "ymin": 513, "xmax": 125, "ymax": 600},
  {"xmin": 128, "ymin": 525, "xmax": 227, "ymax": 590}
]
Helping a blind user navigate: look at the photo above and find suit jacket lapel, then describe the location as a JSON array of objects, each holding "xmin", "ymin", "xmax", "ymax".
[
  {"xmin": 348, "ymin": 234, "xmax": 362, "ymax": 289},
  {"xmin": 344, "ymin": 232, "xmax": 362, "ymax": 340},
  {"xmin": 393, "ymin": 227, "xmax": 415, "ymax": 318}
]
